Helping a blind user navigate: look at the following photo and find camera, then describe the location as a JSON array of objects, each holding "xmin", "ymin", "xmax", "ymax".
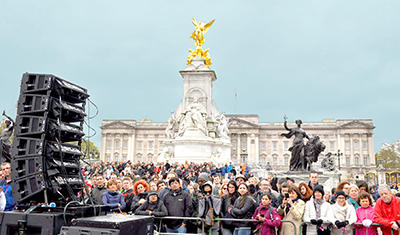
[
  {"xmin": 285, "ymin": 193, "xmax": 289, "ymax": 199},
  {"xmin": 260, "ymin": 214, "xmax": 265, "ymax": 218}
]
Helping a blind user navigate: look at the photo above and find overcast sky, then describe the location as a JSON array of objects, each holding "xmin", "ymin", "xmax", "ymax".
[{"xmin": 1, "ymin": 1, "xmax": 399, "ymax": 152}]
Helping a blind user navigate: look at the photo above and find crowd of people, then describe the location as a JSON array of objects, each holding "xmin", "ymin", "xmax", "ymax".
[{"xmin": 1, "ymin": 160, "xmax": 400, "ymax": 235}]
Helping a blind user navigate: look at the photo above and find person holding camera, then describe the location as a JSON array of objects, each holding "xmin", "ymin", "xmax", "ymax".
[
  {"xmin": 331, "ymin": 190, "xmax": 356, "ymax": 235},
  {"xmin": 303, "ymin": 185, "xmax": 334, "ymax": 235},
  {"xmin": 277, "ymin": 185, "xmax": 305, "ymax": 235},
  {"xmin": 252, "ymin": 193, "xmax": 281, "ymax": 235}
]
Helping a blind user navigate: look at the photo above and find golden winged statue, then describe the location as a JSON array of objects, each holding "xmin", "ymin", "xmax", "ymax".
[{"xmin": 187, "ymin": 18, "xmax": 215, "ymax": 66}]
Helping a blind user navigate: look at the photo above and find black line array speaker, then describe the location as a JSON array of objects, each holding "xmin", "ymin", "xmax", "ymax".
[{"xmin": 11, "ymin": 73, "xmax": 89, "ymax": 205}]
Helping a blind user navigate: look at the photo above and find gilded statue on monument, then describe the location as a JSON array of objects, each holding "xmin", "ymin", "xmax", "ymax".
[{"xmin": 187, "ymin": 18, "xmax": 215, "ymax": 66}]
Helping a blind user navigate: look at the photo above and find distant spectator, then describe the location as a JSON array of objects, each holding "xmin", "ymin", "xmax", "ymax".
[
  {"xmin": 230, "ymin": 183, "xmax": 256, "ymax": 235},
  {"xmin": 347, "ymin": 184, "xmax": 360, "ymax": 209},
  {"xmin": 354, "ymin": 192, "xmax": 377, "ymax": 235},
  {"xmin": 374, "ymin": 184, "xmax": 400, "ymax": 235},
  {"xmin": 308, "ymin": 171, "xmax": 319, "ymax": 191},
  {"xmin": 162, "ymin": 177, "xmax": 193, "ymax": 234},
  {"xmin": 135, "ymin": 190, "xmax": 168, "ymax": 217},
  {"xmin": 252, "ymin": 193, "xmax": 281, "ymax": 235},
  {"xmin": 298, "ymin": 182, "xmax": 313, "ymax": 202},
  {"xmin": 102, "ymin": 179, "xmax": 126, "ymax": 213},
  {"xmin": 303, "ymin": 185, "xmax": 333, "ymax": 235},
  {"xmin": 277, "ymin": 185, "xmax": 305, "ymax": 235},
  {"xmin": 331, "ymin": 190, "xmax": 356, "ymax": 235},
  {"xmin": 0, "ymin": 162, "xmax": 14, "ymax": 211},
  {"xmin": 130, "ymin": 179, "xmax": 150, "ymax": 213},
  {"xmin": 92, "ymin": 175, "xmax": 107, "ymax": 205}
]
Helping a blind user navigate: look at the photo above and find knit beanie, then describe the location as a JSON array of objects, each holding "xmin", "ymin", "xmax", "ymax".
[
  {"xmin": 198, "ymin": 173, "xmax": 210, "ymax": 182},
  {"xmin": 335, "ymin": 190, "xmax": 346, "ymax": 198},
  {"xmin": 313, "ymin": 185, "xmax": 324, "ymax": 196},
  {"xmin": 147, "ymin": 190, "xmax": 158, "ymax": 198}
]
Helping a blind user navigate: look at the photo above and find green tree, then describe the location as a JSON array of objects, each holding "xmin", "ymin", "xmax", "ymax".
[
  {"xmin": 70, "ymin": 139, "xmax": 100, "ymax": 161},
  {"xmin": 375, "ymin": 142, "xmax": 400, "ymax": 169}
]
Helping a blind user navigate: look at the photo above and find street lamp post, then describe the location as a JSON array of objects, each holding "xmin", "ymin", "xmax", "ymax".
[{"xmin": 335, "ymin": 150, "xmax": 343, "ymax": 181}]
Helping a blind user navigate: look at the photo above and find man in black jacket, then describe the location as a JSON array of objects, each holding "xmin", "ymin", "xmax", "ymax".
[{"xmin": 162, "ymin": 177, "xmax": 193, "ymax": 233}]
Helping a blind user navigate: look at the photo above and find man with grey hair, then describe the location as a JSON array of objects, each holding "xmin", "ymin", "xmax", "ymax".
[
  {"xmin": 253, "ymin": 179, "xmax": 279, "ymax": 207},
  {"xmin": 374, "ymin": 184, "xmax": 400, "ymax": 235}
]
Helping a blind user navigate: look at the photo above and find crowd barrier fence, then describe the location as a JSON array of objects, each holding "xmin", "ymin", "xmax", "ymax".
[
  {"xmin": 302, "ymin": 221, "xmax": 400, "ymax": 235},
  {"xmin": 155, "ymin": 216, "xmax": 296, "ymax": 235}
]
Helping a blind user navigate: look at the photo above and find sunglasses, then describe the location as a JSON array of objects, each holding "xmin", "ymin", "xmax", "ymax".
[
  {"xmin": 223, "ymin": 188, "xmax": 228, "ymax": 190},
  {"xmin": 204, "ymin": 191, "xmax": 212, "ymax": 194}
]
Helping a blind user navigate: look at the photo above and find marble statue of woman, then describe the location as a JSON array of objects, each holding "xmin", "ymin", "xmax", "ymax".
[{"xmin": 177, "ymin": 97, "xmax": 207, "ymax": 136}]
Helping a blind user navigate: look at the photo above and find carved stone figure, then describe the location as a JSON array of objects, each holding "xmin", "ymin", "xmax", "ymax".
[
  {"xmin": 177, "ymin": 97, "xmax": 207, "ymax": 136},
  {"xmin": 321, "ymin": 152, "xmax": 335, "ymax": 171},
  {"xmin": 165, "ymin": 110, "xmax": 177, "ymax": 139},
  {"xmin": 1, "ymin": 110, "xmax": 14, "ymax": 163},
  {"xmin": 216, "ymin": 111, "xmax": 229, "ymax": 138},
  {"xmin": 281, "ymin": 116, "xmax": 325, "ymax": 171}
]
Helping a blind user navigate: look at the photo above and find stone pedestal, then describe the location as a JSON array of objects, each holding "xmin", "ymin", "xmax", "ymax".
[
  {"xmin": 272, "ymin": 170, "xmax": 341, "ymax": 192},
  {"xmin": 158, "ymin": 56, "xmax": 232, "ymax": 164},
  {"xmin": 159, "ymin": 130, "xmax": 231, "ymax": 164}
]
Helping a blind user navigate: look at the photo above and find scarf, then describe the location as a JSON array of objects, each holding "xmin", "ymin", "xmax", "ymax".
[
  {"xmin": 349, "ymin": 198, "xmax": 360, "ymax": 209},
  {"xmin": 286, "ymin": 197, "xmax": 299, "ymax": 214},
  {"xmin": 333, "ymin": 202, "xmax": 349, "ymax": 221},
  {"xmin": 314, "ymin": 198, "xmax": 325, "ymax": 219}
]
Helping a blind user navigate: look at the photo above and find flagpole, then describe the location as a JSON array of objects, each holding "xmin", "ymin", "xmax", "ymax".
[{"xmin": 235, "ymin": 89, "xmax": 237, "ymax": 114}]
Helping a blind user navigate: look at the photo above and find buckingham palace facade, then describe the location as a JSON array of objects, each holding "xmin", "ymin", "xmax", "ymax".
[{"xmin": 100, "ymin": 115, "xmax": 375, "ymax": 181}]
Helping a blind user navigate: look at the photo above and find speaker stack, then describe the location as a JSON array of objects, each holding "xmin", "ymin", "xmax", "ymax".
[{"xmin": 11, "ymin": 73, "xmax": 89, "ymax": 205}]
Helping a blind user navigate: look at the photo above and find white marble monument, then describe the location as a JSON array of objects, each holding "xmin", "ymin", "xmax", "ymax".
[{"xmin": 158, "ymin": 56, "xmax": 232, "ymax": 164}]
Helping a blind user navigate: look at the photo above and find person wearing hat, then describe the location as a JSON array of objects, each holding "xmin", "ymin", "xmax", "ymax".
[
  {"xmin": 235, "ymin": 174, "xmax": 246, "ymax": 185},
  {"xmin": 303, "ymin": 185, "xmax": 334, "ymax": 235},
  {"xmin": 331, "ymin": 190, "xmax": 357, "ymax": 235},
  {"xmin": 135, "ymin": 190, "xmax": 168, "ymax": 217},
  {"xmin": 198, "ymin": 181, "xmax": 221, "ymax": 235},
  {"xmin": 136, "ymin": 190, "xmax": 168, "ymax": 232}
]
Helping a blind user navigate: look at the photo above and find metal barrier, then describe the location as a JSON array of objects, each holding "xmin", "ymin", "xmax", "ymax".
[
  {"xmin": 353, "ymin": 222, "xmax": 400, "ymax": 235},
  {"xmin": 155, "ymin": 216, "xmax": 296, "ymax": 235},
  {"xmin": 216, "ymin": 218, "xmax": 296, "ymax": 234},
  {"xmin": 302, "ymin": 221, "xmax": 400, "ymax": 235},
  {"xmin": 156, "ymin": 216, "xmax": 205, "ymax": 235}
]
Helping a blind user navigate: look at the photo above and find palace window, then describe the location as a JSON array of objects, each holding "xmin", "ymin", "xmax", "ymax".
[
  {"xmin": 272, "ymin": 141, "xmax": 277, "ymax": 151},
  {"xmin": 346, "ymin": 157, "xmax": 350, "ymax": 166},
  {"xmin": 138, "ymin": 141, "xmax": 142, "ymax": 149},
  {"xmin": 114, "ymin": 154, "xmax": 119, "ymax": 162},
  {"xmin": 364, "ymin": 157, "xmax": 368, "ymax": 165},
  {"xmin": 354, "ymin": 141, "xmax": 358, "ymax": 149},
  {"xmin": 284, "ymin": 142, "xmax": 289, "ymax": 150},
  {"xmin": 273, "ymin": 157, "xmax": 278, "ymax": 166},
  {"xmin": 115, "ymin": 140, "xmax": 120, "ymax": 148},
  {"xmin": 330, "ymin": 142, "xmax": 335, "ymax": 150},
  {"xmin": 363, "ymin": 141, "xmax": 367, "ymax": 149},
  {"xmin": 232, "ymin": 141, "xmax": 237, "ymax": 150},
  {"xmin": 241, "ymin": 141, "xmax": 247, "ymax": 150},
  {"xmin": 107, "ymin": 140, "xmax": 111, "ymax": 149},
  {"xmin": 355, "ymin": 156, "xmax": 359, "ymax": 166},
  {"xmin": 149, "ymin": 141, "xmax": 153, "ymax": 149},
  {"xmin": 123, "ymin": 155, "xmax": 127, "ymax": 162},
  {"xmin": 123, "ymin": 140, "xmax": 128, "ymax": 149},
  {"xmin": 284, "ymin": 157, "xmax": 289, "ymax": 166},
  {"xmin": 345, "ymin": 141, "xmax": 350, "ymax": 150},
  {"xmin": 261, "ymin": 142, "xmax": 266, "ymax": 150},
  {"xmin": 261, "ymin": 157, "xmax": 266, "ymax": 165}
]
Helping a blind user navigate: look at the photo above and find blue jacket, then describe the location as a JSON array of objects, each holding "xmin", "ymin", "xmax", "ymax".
[
  {"xmin": 102, "ymin": 190, "xmax": 126, "ymax": 212},
  {"xmin": 0, "ymin": 180, "xmax": 14, "ymax": 211}
]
